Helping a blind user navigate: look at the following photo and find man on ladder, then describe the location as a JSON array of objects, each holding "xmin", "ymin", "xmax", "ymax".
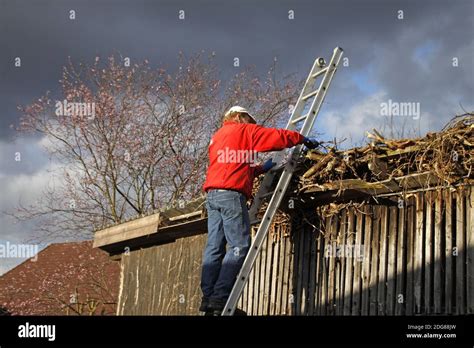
[{"xmin": 200, "ymin": 105, "xmax": 319, "ymax": 316}]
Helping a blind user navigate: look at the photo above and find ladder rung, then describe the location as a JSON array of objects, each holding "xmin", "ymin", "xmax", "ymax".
[
  {"xmin": 312, "ymin": 67, "xmax": 328, "ymax": 78},
  {"xmin": 302, "ymin": 89, "xmax": 319, "ymax": 101},
  {"xmin": 250, "ymin": 219, "xmax": 261, "ymax": 225},
  {"xmin": 291, "ymin": 113, "xmax": 308, "ymax": 125}
]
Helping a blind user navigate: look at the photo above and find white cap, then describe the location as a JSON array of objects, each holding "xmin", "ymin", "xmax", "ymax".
[{"xmin": 225, "ymin": 106, "xmax": 257, "ymax": 124}]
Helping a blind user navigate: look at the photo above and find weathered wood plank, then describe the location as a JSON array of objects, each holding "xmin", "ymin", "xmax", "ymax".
[
  {"xmin": 314, "ymin": 215, "xmax": 325, "ymax": 315},
  {"xmin": 405, "ymin": 197, "xmax": 415, "ymax": 315},
  {"xmin": 247, "ymin": 237, "xmax": 255, "ymax": 315},
  {"xmin": 313, "ymin": 216, "xmax": 323, "ymax": 315},
  {"xmin": 281, "ymin": 234, "xmax": 291, "ymax": 315},
  {"xmin": 327, "ymin": 215, "xmax": 338, "ymax": 315},
  {"xmin": 455, "ymin": 190, "xmax": 465, "ymax": 314},
  {"xmin": 93, "ymin": 213, "xmax": 161, "ymax": 248},
  {"xmin": 387, "ymin": 206, "xmax": 398, "ymax": 315},
  {"xmin": 344, "ymin": 210, "xmax": 355, "ymax": 315},
  {"xmin": 369, "ymin": 206, "xmax": 380, "ymax": 316},
  {"xmin": 253, "ymin": 231, "xmax": 263, "ymax": 315},
  {"xmin": 434, "ymin": 190, "xmax": 443, "ymax": 314},
  {"xmin": 260, "ymin": 232, "xmax": 269, "ymax": 315},
  {"xmin": 258, "ymin": 232, "xmax": 268, "ymax": 315},
  {"xmin": 338, "ymin": 210, "xmax": 347, "ymax": 315},
  {"xmin": 301, "ymin": 226, "xmax": 311, "ymax": 315},
  {"xmin": 320, "ymin": 216, "xmax": 331, "ymax": 315},
  {"xmin": 117, "ymin": 252, "xmax": 130, "ymax": 315},
  {"xmin": 308, "ymin": 226, "xmax": 317, "ymax": 315},
  {"xmin": 445, "ymin": 189, "xmax": 453, "ymax": 314},
  {"xmin": 295, "ymin": 223, "xmax": 305, "ymax": 315},
  {"xmin": 395, "ymin": 199, "xmax": 405, "ymax": 315},
  {"xmin": 377, "ymin": 206, "xmax": 388, "ymax": 315},
  {"xmin": 288, "ymin": 227, "xmax": 297, "ymax": 315},
  {"xmin": 467, "ymin": 187, "xmax": 474, "ymax": 314},
  {"xmin": 424, "ymin": 191, "xmax": 433, "ymax": 314},
  {"xmin": 290, "ymin": 224, "xmax": 299, "ymax": 315},
  {"xmin": 275, "ymin": 230, "xmax": 287, "ymax": 315},
  {"xmin": 361, "ymin": 206, "xmax": 372, "ymax": 315},
  {"xmin": 414, "ymin": 193, "xmax": 424, "ymax": 314},
  {"xmin": 352, "ymin": 210, "xmax": 363, "ymax": 315},
  {"xmin": 270, "ymin": 233, "xmax": 280, "ymax": 315}
]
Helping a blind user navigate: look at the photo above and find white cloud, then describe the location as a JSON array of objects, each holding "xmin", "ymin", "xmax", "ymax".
[
  {"xmin": 0, "ymin": 136, "xmax": 61, "ymax": 275},
  {"xmin": 319, "ymin": 92, "xmax": 386, "ymax": 147}
]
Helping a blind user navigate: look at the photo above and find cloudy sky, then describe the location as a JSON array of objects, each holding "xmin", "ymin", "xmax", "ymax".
[{"xmin": 0, "ymin": 0, "xmax": 473, "ymax": 274}]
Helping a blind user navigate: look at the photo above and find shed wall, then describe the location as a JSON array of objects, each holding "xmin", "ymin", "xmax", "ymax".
[{"xmin": 118, "ymin": 186, "xmax": 474, "ymax": 315}]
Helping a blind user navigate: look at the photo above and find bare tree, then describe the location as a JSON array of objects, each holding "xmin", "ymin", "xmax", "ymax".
[{"xmin": 13, "ymin": 52, "xmax": 301, "ymax": 239}]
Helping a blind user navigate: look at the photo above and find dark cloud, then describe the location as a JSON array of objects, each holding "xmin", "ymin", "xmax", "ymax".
[{"xmin": 1, "ymin": 0, "xmax": 472, "ymax": 139}]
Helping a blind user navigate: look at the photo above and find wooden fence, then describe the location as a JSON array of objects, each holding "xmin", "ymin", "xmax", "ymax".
[{"xmin": 117, "ymin": 185, "xmax": 473, "ymax": 315}]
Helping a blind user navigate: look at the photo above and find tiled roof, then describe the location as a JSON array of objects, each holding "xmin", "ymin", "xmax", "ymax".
[{"xmin": 0, "ymin": 240, "xmax": 120, "ymax": 315}]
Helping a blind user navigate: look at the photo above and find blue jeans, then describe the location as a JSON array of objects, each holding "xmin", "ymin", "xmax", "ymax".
[{"xmin": 200, "ymin": 189, "xmax": 251, "ymax": 303}]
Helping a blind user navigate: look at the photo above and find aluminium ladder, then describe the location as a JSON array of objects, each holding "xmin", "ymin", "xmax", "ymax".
[{"xmin": 222, "ymin": 47, "xmax": 344, "ymax": 315}]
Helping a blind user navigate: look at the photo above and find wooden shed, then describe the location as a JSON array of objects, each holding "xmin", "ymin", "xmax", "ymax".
[
  {"xmin": 93, "ymin": 116, "xmax": 474, "ymax": 315},
  {"xmin": 93, "ymin": 175, "xmax": 473, "ymax": 315}
]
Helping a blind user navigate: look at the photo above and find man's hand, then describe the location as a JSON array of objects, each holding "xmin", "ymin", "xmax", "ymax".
[
  {"xmin": 262, "ymin": 158, "xmax": 277, "ymax": 173},
  {"xmin": 303, "ymin": 137, "xmax": 320, "ymax": 149}
]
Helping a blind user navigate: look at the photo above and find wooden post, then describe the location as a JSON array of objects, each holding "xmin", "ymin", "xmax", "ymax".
[
  {"xmin": 344, "ymin": 210, "xmax": 355, "ymax": 315},
  {"xmin": 275, "ymin": 229, "xmax": 286, "ymax": 315},
  {"xmin": 361, "ymin": 206, "xmax": 372, "ymax": 315},
  {"xmin": 295, "ymin": 224, "xmax": 305, "ymax": 315},
  {"xmin": 405, "ymin": 196, "xmax": 415, "ymax": 315},
  {"xmin": 352, "ymin": 211, "xmax": 364, "ymax": 315},
  {"xmin": 455, "ymin": 190, "xmax": 465, "ymax": 314},
  {"xmin": 314, "ymin": 216, "xmax": 323, "ymax": 315},
  {"xmin": 434, "ymin": 190, "xmax": 443, "ymax": 314},
  {"xmin": 327, "ymin": 215, "xmax": 338, "ymax": 315},
  {"xmin": 320, "ymin": 216, "xmax": 330, "ymax": 315},
  {"xmin": 424, "ymin": 191, "xmax": 433, "ymax": 314},
  {"xmin": 395, "ymin": 199, "xmax": 406, "ymax": 315},
  {"xmin": 247, "ymin": 230, "xmax": 256, "ymax": 315},
  {"xmin": 467, "ymin": 186, "xmax": 474, "ymax": 314},
  {"xmin": 308, "ymin": 224, "xmax": 317, "ymax": 315},
  {"xmin": 445, "ymin": 189, "xmax": 453, "ymax": 314},
  {"xmin": 387, "ymin": 206, "xmax": 398, "ymax": 315},
  {"xmin": 369, "ymin": 206, "xmax": 380, "ymax": 315},
  {"xmin": 288, "ymin": 226, "xmax": 297, "ymax": 315},
  {"xmin": 414, "ymin": 193, "xmax": 424, "ymax": 314},
  {"xmin": 377, "ymin": 206, "xmax": 388, "ymax": 315},
  {"xmin": 270, "ymin": 233, "xmax": 281, "ymax": 315},
  {"xmin": 281, "ymin": 234, "xmax": 291, "ymax": 315},
  {"xmin": 255, "ymin": 231, "xmax": 266, "ymax": 315},
  {"xmin": 338, "ymin": 210, "xmax": 347, "ymax": 315}
]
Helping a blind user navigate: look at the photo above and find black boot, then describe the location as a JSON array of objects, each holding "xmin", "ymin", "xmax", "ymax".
[
  {"xmin": 199, "ymin": 297, "xmax": 213, "ymax": 315},
  {"xmin": 233, "ymin": 308, "xmax": 247, "ymax": 316},
  {"xmin": 208, "ymin": 298, "xmax": 247, "ymax": 316},
  {"xmin": 208, "ymin": 298, "xmax": 226, "ymax": 316}
]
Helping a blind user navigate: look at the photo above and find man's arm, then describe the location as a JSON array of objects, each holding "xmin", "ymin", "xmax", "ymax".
[{"xmin": 250, "ymin": 124, "xmax": 305, "ymax": 152}]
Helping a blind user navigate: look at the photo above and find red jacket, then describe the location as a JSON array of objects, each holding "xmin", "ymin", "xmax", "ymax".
[{"xmin": 203, "ymin": 121, "xmax": 305, "ymax": 199}]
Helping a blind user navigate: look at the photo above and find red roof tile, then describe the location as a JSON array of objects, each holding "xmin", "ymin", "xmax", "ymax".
[{"xmin": 0, "ymin": 241, "xmax": 120, "ymax": 315}]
